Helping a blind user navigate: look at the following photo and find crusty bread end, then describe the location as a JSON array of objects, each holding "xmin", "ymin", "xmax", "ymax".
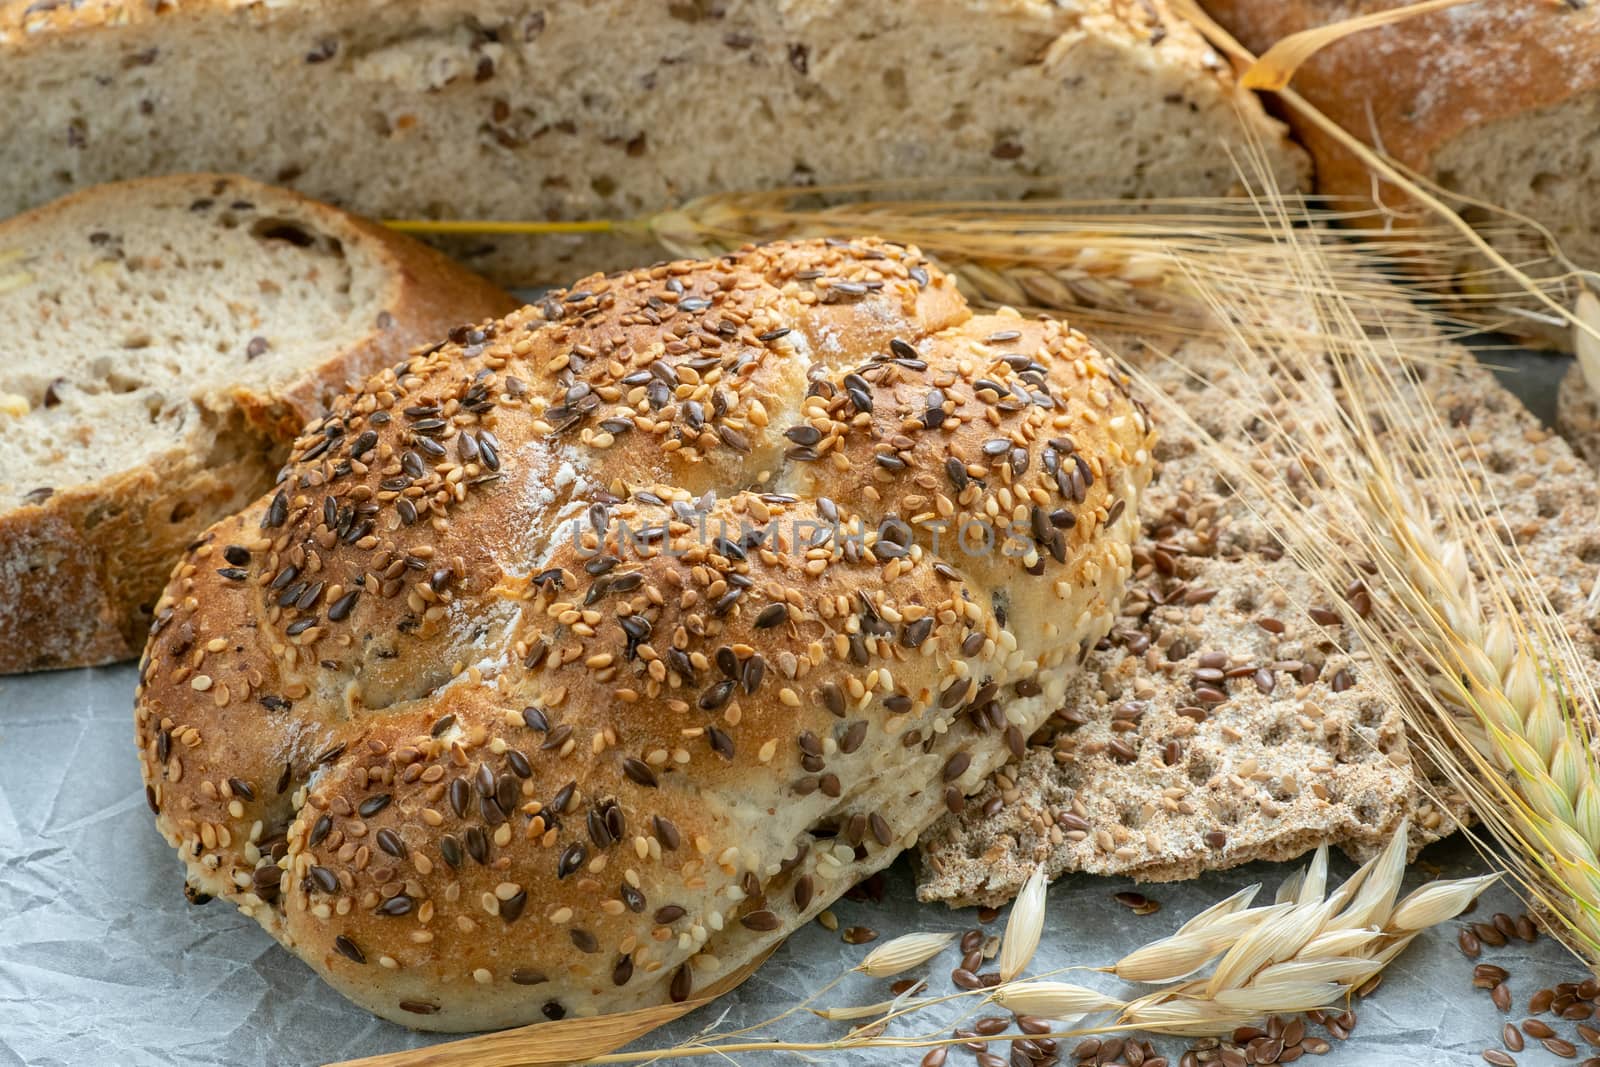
[{"xmin": 0, "ymin": 174, "xmax": 516, "ymax": 673}]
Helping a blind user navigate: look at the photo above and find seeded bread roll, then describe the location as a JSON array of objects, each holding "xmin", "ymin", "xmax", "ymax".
[
  {"xmin": 133, "ymin": 238, "xmax": 1154, "ymax": 1031},
  {"xmin": 0, "ymin": 0, "xmax": 1306, "ymax": 284},
  {"xmin": 0, "ymin": 174, "xmax": 516, "ymax": 674}
]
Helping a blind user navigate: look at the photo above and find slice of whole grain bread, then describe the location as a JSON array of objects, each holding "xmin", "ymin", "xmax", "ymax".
[
  {"xmin": 916, "ymin": 331, "xmax": 1595, "ymax": 906},
  {"xmin": 0, "ymin": 0, "xmax": 1305, "ymax": 285},
  {"xmin": 0, "ymin": 174, "xmax": 515, "ymax": 674}
]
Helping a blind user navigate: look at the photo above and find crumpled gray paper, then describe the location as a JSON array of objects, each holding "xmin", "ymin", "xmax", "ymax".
[{"xmin": 0, "ymin": 662, "xmax": 1586, "ymax": 1067}]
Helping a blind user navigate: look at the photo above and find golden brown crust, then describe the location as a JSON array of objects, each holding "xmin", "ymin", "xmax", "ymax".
[
  {"xmin": 1201, "ymin": 0, "xmax": 1600, "ymax": 204},
  {"xmin": 0, "ymin": 174, "xmax": 515, "ymax": 674},
  {"xmin": 134, "ymin": 238, "xmax": 1155, "ymax": 1030},
  {"xmin": 0, "ymin": 439, "xmax": 278, "ymax": 674}
]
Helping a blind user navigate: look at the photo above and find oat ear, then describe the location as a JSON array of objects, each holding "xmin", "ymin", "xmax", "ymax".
[
  {"xmin": 855, "ymin": 932, "xmax": 957, "ymax": 978},
  {"xmin": 1179, "ymin": 884, "xmax": 1262, "ymax": 933},
  {"xmin": 999, "ymin": 866, "xmax": 1049, "ymax": 982},
  {"xmin": 1326, "ymin": 820, "xmax": 1409, "ymax": 933},
  {"xmin": 1387, "ymin": 874, "xmax": 1500, "ymax": 933}
]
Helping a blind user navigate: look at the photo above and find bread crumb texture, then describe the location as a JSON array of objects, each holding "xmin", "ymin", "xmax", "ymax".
[
  {"xmin": 0, "ymin": 174, "xmax": 512, "ymax": 672},
  {"xmin": 0, "ymin": 0, "xmax": 1304, "ymax": 283}
]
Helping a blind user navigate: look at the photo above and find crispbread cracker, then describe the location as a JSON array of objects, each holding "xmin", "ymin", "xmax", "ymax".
[{"xmin": 917, "ymin": 332, "xmax": 1595, "ymax": 906}]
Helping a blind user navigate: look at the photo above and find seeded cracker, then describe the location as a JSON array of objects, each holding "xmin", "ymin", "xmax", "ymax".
[{"xmin": 916, "ymin": 330, "xmax": 1600, "ymax": 905}]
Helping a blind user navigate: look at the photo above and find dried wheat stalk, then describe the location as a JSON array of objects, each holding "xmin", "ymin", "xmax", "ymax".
[
  {"xmin": 1129, "ymin": 205, "xmax": 1600, "ymax": 969},
  {"xmin": 647, "ymin": 188, "xmax": 1540, "ymax": 342},
  {"xmin": 384, "ymin": 180, "xmax": 1565, "ymax": 343}
]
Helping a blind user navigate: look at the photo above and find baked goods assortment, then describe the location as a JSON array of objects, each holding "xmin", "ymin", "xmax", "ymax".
[
  {"xmin": 0, "ymin": 0, "xmax": 1591, "ymax": 1051},
  {"xmin": 0, "ymin": 174, "xmax": 514, "ymax": 674},
  {"xmin": 0, "ymin": 0, "xmax": 1305, "ymax": 282},
  {"xmin": 132, "ymin": 238, "xmax": 1153, "ymax": 1029}
]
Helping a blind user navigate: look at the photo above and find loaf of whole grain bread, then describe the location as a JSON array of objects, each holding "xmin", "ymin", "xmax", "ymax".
[
  {"xmin": 0, "ymin": 174, "xmax": 515, "ymax": 674},
  {"xmin": 1200, "ymin": 0, "xmax": 1600, "ymax": 339},
  {"xmin": 0, "ymin": 0, "xmax": 1305, "ymax": 285}
]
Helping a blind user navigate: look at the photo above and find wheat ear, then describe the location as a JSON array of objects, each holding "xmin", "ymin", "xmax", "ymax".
[
  {"xmin": 1129, "ymin": 193, "xmax": 1600, "ymax": 969},
  {"xmin": 648, "ymin": 188, "xmax": 1540, "ymax": 341}
]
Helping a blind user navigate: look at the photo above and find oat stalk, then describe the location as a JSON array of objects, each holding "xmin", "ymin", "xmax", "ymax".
[
  {"xmin": 336, "ymin": 836, "xmax": 1489, "ymax": 1067},
  {"xmin": 1083, "ymin": 828, "xmax": 1493, "ymax": 1036}
]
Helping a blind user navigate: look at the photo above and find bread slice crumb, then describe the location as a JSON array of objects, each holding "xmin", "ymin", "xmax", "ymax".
[{"xmin": 0, "ymin": 174, "xmax": 513, "ymax": 673}]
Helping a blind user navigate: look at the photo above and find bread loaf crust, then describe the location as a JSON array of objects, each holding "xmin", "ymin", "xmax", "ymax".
[
  {"xmin": 1201, "ymin": 1, "xmax": 1600, "ymax": 252},
  {"xmin": 1206, "ymin": 0, "xmax": 1599, "ymax": 179},
  {"xmin": 0, "ymin": 175, "xmax": 516, "ymax": 674},
  {"xmin": 0, "ymin": 0, "xmax": 1304, "ymax": 283},
  {"xmin": 134, "ymin": 238, "xmax": 1153, "ymax": 1031}
]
